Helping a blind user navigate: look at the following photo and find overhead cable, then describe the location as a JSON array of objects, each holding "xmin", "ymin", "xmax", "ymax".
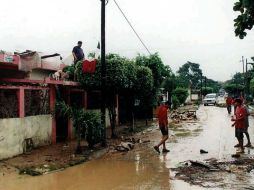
[{"xmin": 113, "ymin": 0, "xmax": 152, "ymax": 55}]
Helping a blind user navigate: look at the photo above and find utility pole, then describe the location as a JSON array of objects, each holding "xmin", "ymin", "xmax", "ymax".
[
  {"xmin": 246, "ymin": 58, "xmax": 248, "ymax": 73},
  {"xmin": 101, "ymin": 0, "xmax": 106, "ymax": 146},
  {"xmin": 245, "ymin": 58, "xmax": 250, "ymax": 99},
  {"xmin": 242, "ymin": 56, "xmax": 245, "ymax": 73},
  {"xmin": 204, "ymin": 77, "xmax": 207, "ymax": 96},
  {"xmin": 200, "ymin": 72, "xmax": 203, "ymax": 100}
]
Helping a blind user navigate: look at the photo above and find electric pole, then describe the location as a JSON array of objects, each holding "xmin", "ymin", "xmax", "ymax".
[
  {"xmin": 101, "ymin": 0, "xmax": 106, "ymax": 146},
  {"xmin": 242, "ymin": 56, "xmax": 245, "ymax": 73},
  {"xmin": 200, "ymin": 72, "xmax": 203, "ymax": 100},
  {"xmin": 204, "ymin": 77, "xmax": 207, "ymax": 96}
]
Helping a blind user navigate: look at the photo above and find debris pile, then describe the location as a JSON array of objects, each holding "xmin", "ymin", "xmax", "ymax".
[
  {"xmin": 172, "ymin": 158, "xmax": 254, "ymax": 188},
  {"xmin": 170, "ymin": 110, "xmax": 197, "ymax": 123},
  {"xmin": 114, "ymin": 137, "xmax": 143, "ymax": 152}
]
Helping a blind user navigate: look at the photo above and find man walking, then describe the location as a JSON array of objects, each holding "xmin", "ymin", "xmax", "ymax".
[
  {"xmin": 154, "ymin": 101, "xmax": 171, "ymax": 154},
  {"xmin": 231, "ymin": 98, "xmax": 247, "ymax": 153},
  {"xmin": 226, "ymin": 95, "xmax": 233, "ymax": 114}
]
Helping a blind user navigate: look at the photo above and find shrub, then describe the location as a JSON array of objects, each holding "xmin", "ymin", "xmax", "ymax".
[
  {"xmin": 172, "ymin": 95, "xmax": 180, "ymax": 109},
  {"xmin": 55, "ymin": 101, "xmax": 102, "ymax": 150},
  {"xmin": 172, "ymin": 87, "xmax": 189, "ymax": 105}
]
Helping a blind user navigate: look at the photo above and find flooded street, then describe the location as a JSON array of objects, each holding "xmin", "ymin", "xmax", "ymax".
[{"xmin": 1, "ymin": 105, "xmax": 254, "ymax": 190}]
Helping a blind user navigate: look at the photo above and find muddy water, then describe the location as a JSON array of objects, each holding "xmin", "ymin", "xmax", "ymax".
[
  {"xmin": 0, "ymin": 147, "xmax": 170, "ymax": 190},
  {"xmin": 2, "ymin": 105, "xmax": 254, "ymax": 189}
]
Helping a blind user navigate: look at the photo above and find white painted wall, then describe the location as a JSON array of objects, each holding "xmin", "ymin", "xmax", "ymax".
[{"xmin": 0, "ymin": 115, "xmax": 52, "ymax": 160}]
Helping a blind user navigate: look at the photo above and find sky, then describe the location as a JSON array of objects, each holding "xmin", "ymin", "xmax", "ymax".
[{"xmin": 1, "ymin": 0, "xmax": 254, "ymax": 81}]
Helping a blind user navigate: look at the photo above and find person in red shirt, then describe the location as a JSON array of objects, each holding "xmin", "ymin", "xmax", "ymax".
[
  {"xmin": 225, "ymin": 96, "xmax": 233, "ymax": 114},
  {"xmin": 231, "ymin": 98, "xmax": 247, "ymax": 153},
  {"xmin": 154, "ymin": 101, "xmax": 171, "ymax": 154}
]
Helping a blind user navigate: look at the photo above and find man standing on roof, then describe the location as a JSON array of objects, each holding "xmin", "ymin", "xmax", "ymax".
[{"xmin": 72, "ymin": 41, "xmax": 85, "ymax": 65}]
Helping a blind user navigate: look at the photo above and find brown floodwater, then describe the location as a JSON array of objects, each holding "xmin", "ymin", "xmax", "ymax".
[
  {"xmin": 0, "ymin": 147, "xmax": 170, "ymax": 190},
  {"xmin": 1, "ymin": 105, "xmax": 254, "ymax": 190}
]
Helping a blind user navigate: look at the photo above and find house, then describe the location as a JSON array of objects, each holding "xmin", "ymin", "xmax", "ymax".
[{"xmin": 0, "ymin": 51, "xmax": 118, "ymax": 160}]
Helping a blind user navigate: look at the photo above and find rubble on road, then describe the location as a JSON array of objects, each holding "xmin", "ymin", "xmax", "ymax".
[
  {"xmin": 171, "ymin": 157, "xmax": 254, "ymax": 188},
  {"xmin": 170, "ymin": 106, "xmax": 198, "ymax": 122}
]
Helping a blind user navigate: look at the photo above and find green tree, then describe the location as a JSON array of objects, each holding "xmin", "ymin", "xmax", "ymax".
[
  {"xmin": 77, "ymin": 54, "xmax": 154, "ymax": 137},
  {"xmin": 250, "ymin": 78, "xmax": 254, "ymax": 95},
  {"xmin": 233, "ymin": 0, "xmax": 254, "ymax": 39},
  {"xmin": 177, "ymin": 61, "xmax": 202, "ymax": 89},
  {"xmin": 224, "ymin": 72, "xmax": 245, "ymax": 96},
  {"xmin": 162, "ymin": 75, "xmax": 176, "ymax": 98},
  {"xmin": 136, "ymin": 53, "xmax": 172, "ymax": 106}
]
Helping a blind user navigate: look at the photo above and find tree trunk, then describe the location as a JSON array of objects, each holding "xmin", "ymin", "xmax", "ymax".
[
  {"xmin": 75, "ymin": 125, "xmax": 82, "ymax": 154},
  {"xmin": 131, "ymin": 111, "xmax": 135, "ymax": 132},
  {"xmin": 108, "ymin": 103, "xmax": 117, "ymax": 139}
]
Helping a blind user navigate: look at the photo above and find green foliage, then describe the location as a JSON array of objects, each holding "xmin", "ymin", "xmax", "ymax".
[
  {"xmin": 177, "ymin": 61, "xmax": 202, "ymax": 89},
  {"xmin": 76, "ymin": 54, "xmax": 154, "ymax": 136},
  {"xmin": 55, "ymin": 101, "xmax": 102, "ymax": 148},
  {"xmin": 204, "ymin": 78, "xmax": 221, "ymax": 93},
  {"xmin": 136, "ymin": 53, "xmax": 172, "ymax": 88},
  {"xmin": 224, "ymin": 83, "xmax": 244, "ymax": 95},
  {"xmin": 162, "ymin": 75, "xmax": 176, "ymax": 96},
  {"xmin": 172, "ymin": 95, "xmax": 180, "ymax": 109},
  {"xmin": 233, "ymin": 0, "xmax": 254, "ymax": 39},
  {"xmin": 136, "ymin": 53, "xmax": 172, "ymax": 106},
  {"xmin": 223, "ymin": 72, "xmax": 245, "ymax": 95},
  {"xmin": 172, "ymin": 87, "xmax": 189, "ymax": 105},
  {"xmin": 63, "ymin": 65, "xmax": 75, "ymax": 80},
  {"xmin": 250, "ymin": 78, "xmax": 254, "ymax": 95},
  {"xmin": 135, "ymin": 66, "xmax": 154, "ymax": 98},
  {"xmin": 201, "ymin": 87, "xmax": 213, "ymax": 95}
]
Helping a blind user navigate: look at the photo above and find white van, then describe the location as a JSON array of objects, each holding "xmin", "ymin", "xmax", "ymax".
[{"xmin": 203, "ymin": 93, "xmax": 217, "ymax": 106}]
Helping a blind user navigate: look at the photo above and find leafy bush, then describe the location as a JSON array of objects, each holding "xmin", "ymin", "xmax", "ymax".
[
  {"xmin": 250, "ymin": 78, "xmax": 254, "ymax": 96},
  {"xmin": 55, "ymin": 101, "xmax": 102, "ymax": 150},
  {"xmin": 172, "ymin": 95, "xmax": 180, "ymax": 109},
  {"xmin": 172, "ymin": 87, "xmax": 189, "ymax": 105},
  {"xmin": 63, "ymin": 65, "xmax": 75, "ymax": 80},
  {"xmin": 201, "ymin": 87, "xmax": 213, "ymax": 95}
]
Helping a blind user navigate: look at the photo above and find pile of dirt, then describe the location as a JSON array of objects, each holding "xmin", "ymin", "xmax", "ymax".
[{"xmin": 170, "ymin": 110, "xmax": 197, "ymax": 123}]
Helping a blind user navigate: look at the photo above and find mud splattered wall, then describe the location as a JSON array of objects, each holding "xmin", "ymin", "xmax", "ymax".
[{"xmin": 0, "ymin": 115, "xmax": 52, "ymax": 160}]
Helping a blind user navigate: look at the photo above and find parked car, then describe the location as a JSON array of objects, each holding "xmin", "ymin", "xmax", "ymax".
[{"xmin": 203, "ymin": 93, "xmax": 217, "ymax": 106}]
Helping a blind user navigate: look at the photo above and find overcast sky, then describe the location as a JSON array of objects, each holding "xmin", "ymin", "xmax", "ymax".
[{"xmin": 1, "ymin": 0, "xmax": 254, "ymax": 81}]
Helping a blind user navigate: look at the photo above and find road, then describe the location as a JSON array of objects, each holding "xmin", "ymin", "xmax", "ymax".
[{"xmin": 1, "ymin": 105, "xmax": 254, "ymax": 190}]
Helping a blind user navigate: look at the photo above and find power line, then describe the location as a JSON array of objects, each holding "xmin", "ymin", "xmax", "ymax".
[{"xmin": 112, "ymin": 0, "xmax": 152, "ymax": 55}]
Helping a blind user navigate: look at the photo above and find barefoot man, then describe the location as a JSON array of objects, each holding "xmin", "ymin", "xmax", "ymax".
[
  {"xmin": 231, "ymin": 98, "xmax": 247, "ymax": 153},
  {"xmin": 154, "ymin": 101, "xmax": 171, "ymax": 154}
]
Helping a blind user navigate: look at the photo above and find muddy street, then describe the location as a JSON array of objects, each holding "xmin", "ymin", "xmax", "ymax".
[{"xmin": 1, "ymin": 105, "xmax": 254, "ymax": 190}]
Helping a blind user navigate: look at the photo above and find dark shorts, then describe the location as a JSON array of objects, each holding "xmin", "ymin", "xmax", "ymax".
[
  {"xmin": 235, "ymin": 128, "xmax": 244, "ymax": 139},
  {"xmin": 160, "ymin": 126, "xmax": 168, "ymax": 136},
  {"xmin": 242, "ymin": 126, "xmax": 249, "ymax": 133}
]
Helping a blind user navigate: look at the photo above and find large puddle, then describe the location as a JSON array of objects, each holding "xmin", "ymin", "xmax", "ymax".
[{"xmin": 0, "ymin": 146, "xmax": 170, "ymax": 190}]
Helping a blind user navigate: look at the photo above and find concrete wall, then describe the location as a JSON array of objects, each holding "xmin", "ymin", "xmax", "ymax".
[{"xmin": 0, "ymin": 115, "xmax": 52, "ymax": 160}]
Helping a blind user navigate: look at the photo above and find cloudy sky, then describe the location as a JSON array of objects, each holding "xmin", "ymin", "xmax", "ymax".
[{"xmin": 1, "ymin": 0, "xmax": 254, "ymax": 81}]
